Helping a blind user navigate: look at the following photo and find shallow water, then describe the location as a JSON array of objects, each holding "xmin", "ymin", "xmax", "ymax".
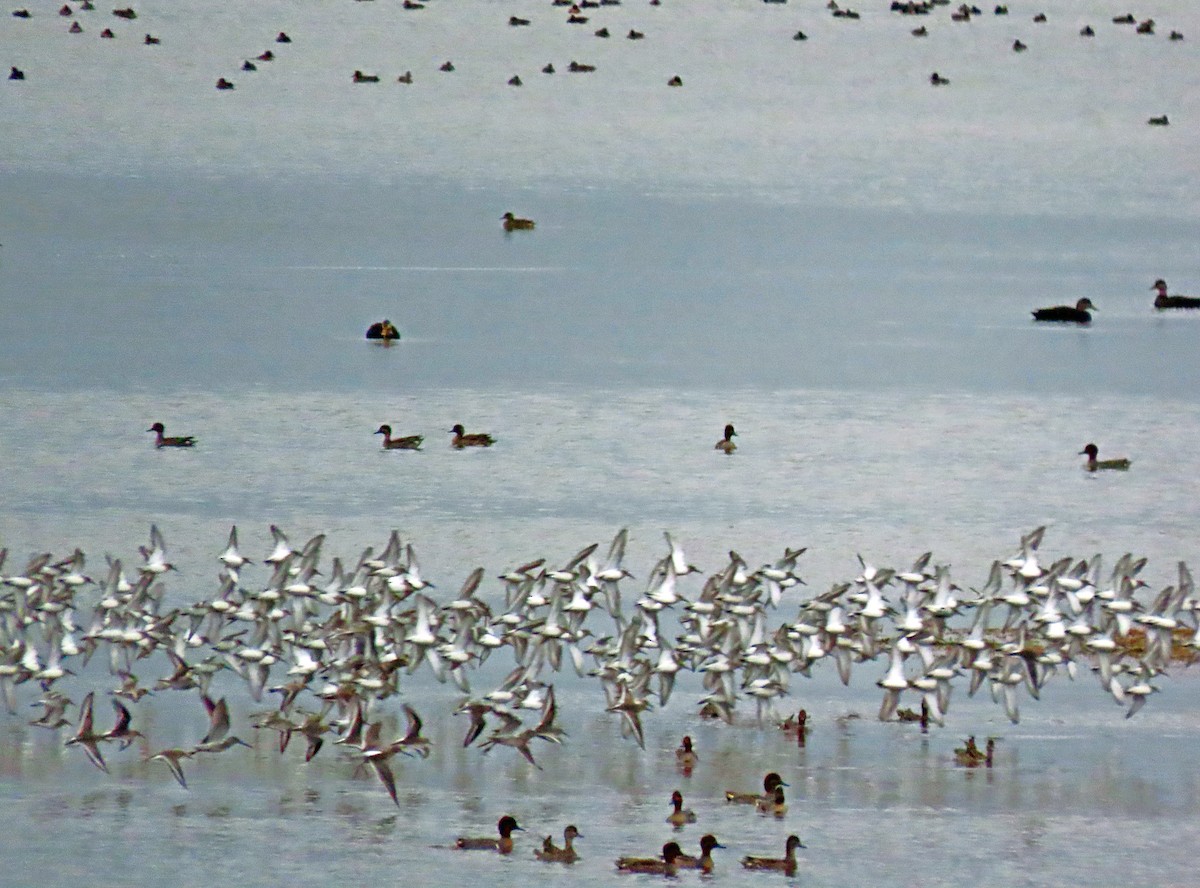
[{"xmin": 3, "ymin": 0, "xmax": 1200, "ymax": 884}]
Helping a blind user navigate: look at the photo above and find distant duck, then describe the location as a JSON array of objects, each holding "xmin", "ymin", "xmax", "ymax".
[
  {"xmin": 741, "ymin": 835, "xmax": 806, "ymax": 875},
  {"xmin": 930, "ymin": 71, "xmax": 950, "ymax": 85},
  {"xmin": 397, "ymin": 71, "xmax": 413, "ymax": 83},
  {"xmin": 59, "ymin": 4, "xmax": 72, "ymax": 16},
  {"xmin": 1012, "ymin": 39, "xmax": 1027, "ymax": 51},
  {"xmin": 365, "ymin": 319, "xmax": 399, "ymax": 340},
  {"xmin": 352, "ymin": 70, "xmax": 380, "ymax": 83},
  {"xmin": 954, "ymin": 736, "xmax": 995, "ymax": 766},
  {"xmin": 100, "ymin": 27, "xmax": 113, "ymax": 37},
  {"xmin": 666, "ymin": 790, "xmax": 697, "ymax": 828},
  {"xmin": 1079, "ymin": 443, "xmax": 1131, "ymax": 472},
  {"xmin": 595, "ymin": 26, "xmax": 609, "ymax": 37},
  {"xmin": 144, "ymin": 33, "xmax": 159, "ymax": 44},
  {"xmin": 1112, "ymin": 13, "xmax": 1135, "ymax": 24},
  {"xmin": 627, "ymin": 29, "xmax": 644, "ymax": 39},
  {"xmin": 667, "ymin": 75, "xmax": 683, "ymax": 86},
  {"xmin": 911, "ymin": 25, "xmax": 927, "ymax": 36},
  {"xmin": 1152, "ymin": 279, "xmax": 1200, "ymax": 309},
  {"xmin": 257, "ymin": 50, "xmax": 274, "ymax": 61},
  {"xmin": 616, "ymin": 842, "xmax": 683, "ymax": 874},
  {"xmin": 450, "ymin": 424, "xmax": 495, "ymax": 448},
  {"xmin": 440, "ymin": 60, "xmax": 455, "ymax": 71},
  {"xmin": 276, "ymin": 32, "xmax": 291, "ymax": 43},
  {"xmin": 542, "ymin": 63, "xmax": 555, "ymax": 73},
  {"xmin": 403, "ymin": 0, "xmax": 424, "ymax": 7},
  {"xmin": 568, "ymin": 61, "xmax": 596, "ymax": 72},
  {"xmin": 1031, "ymin": 297, "xmax": 1094, "ymax": 323},
  {"xmin": 507, "ymin": 75, "xmax": 523, "ymax": 86},
  {"xmin": 69, "ymin": 21, "xmax": 83, "ymax": 32},
  {"xmin": 993, "ymin": 4, "xmax": 1007, "ymax": 13},
  {"xmin": 675, "ymin": 735, "xmax": 698, "ymax": 771},
  {"xmin": 535, "ymin": 824, "xmax": 583, "ymax": 863},
  {"xmin": 375, "ymin": 425, "xmax": 423, "ymax": 450},
  {"xmin": 509, "ymin": 15, "xmax": 530, "ymax": 25},
  {"xmin": 112, "ymin": 6, "xmax": 136, "ymax": 19},
  {"xmin": 715, "ymin": 423, "xmax": 737, "ymax": 454},
  {"xmin": 242, "ymin": 60, "xmax": 257, "ymax": 71},
  {"xmin": 147, "ymin": 422, "xmax": 196, "ymax": 448},
  {"xmin": 1080, "ymin": 25, "xmax": 1095, "ymax": 36},
  {"xmin": 456, "ymin": 815, "xmax": 523, "ymax": 853},
  {"xmin": 1169, "ymin": 30, "xmax": 1183, "ymax": 40},
  {"xmin": 794, "ymin": 29, "xmax": 808, "ymax": 39},
  {"xmin": 502, "ymin": 211, "xmax": 535, "ymax": 230},
  {"xmin": 1032, "ymin": 12, "xmax": 1046, "ymax": 22},
  {"xmin": 216, "ymin": 77, "xmax": 235, "ymax": 89},
  {"xmin": 1136, "ymin": 18, "xmax": 1154, "ymax": 34},
  {"xmin": 1147, "ymin": 115, "xmax": 1169, "ymax": 126},
  {"xmin": 12, "ymin": 9, "xmax": 31, "ymax": 19}
]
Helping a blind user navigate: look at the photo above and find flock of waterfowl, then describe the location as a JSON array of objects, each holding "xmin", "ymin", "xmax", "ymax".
[{"xmin": 4, "ymin": 0, "xmax": 1188, "ymax": 119}]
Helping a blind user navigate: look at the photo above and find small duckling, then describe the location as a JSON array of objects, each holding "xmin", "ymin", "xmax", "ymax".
[
  {"xmin": 449, "ymin": 424, "xmax": 495, "ymax": 448},
  {"xmin": 147, "ymin": 422, "xmax": 196, "ymax": 448},
  {"xmin": 501, "ymin": 211, "xmax": 535, "ymax": 230},
  {"xmin": 667, "ymin": 789, "xmax": 697, "ymax": 828},
  {"xmin": 715, "ymin": 423, "xmax": 737, "ymax": 454},
  {"xmin": 456, "ymin": 815, "xmax": 523, "ymax": 853},
  {"xmin": 676, "ymin": 834, "xmax": 725, "ymax": 873},
  {"xmin": 375, "ymin": 424, "xmax": 423, "ymax": 450},
  {"xmin": 615, "ymin": 841, "xmax": 683, "ymax": 874},
  {"xmin": 726, "ymin": 771, "xmax": 787, "ymax": 804},
  {"xmin": 535, "ymin": 824, "xmax": 583, "ymax": 863},
  {"xmin": 741, "ymin": 834, "xmax": 806, "ymax": 875},
  {"xmin": 675, "ymin": 735, "xmax": 698, "ymax": 772},
  {"xmin": 1079, "ymin": 443, "xmax": 1130, "ymax": 472},
  {"xmin": 756, "ymin": 784, "xmax": 788, "ymax": 817}
]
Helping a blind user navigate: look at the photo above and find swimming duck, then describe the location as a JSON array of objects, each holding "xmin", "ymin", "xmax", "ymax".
[
  {"xmin": 147, "ymin": 422, "xmax": 196, "ymax": 448},
  {"xmin": 276, "ymin": 32, "xmax": 291, "ymax": 42},
  {"xmin": 794, "ymin": 29, "xmax": 808, "ymax": 39},
  {"xmin": 365, "ymin": 319, "xmax": 399, "ymax": 340},
  {"xmin": 257, "ymin": 50, "xmax": 274, "ymax": 61},
  {"xmin": 1012, "ymin": 39, "xmax": 1027, "ymax": 51},
  {"xmin": 1169, "ymin": 30, "xmax": 1184, "ymax": 40},
  {"xmin": 112, "ymin": 6, "xmax": 136, "ymax": 18},
  {"xmin": 69, "ymin": 21, "xmax": 82, "ymax": 32},
  {"xmin": 676, "ymin": 834, "xmax": 726, "ymax": 873},
  {"xmin": 1079, "ymin": 443, "xmax": 1130, "ymax": 472},
  {"xmin": 440, "ymin": 60, "xmax": 455, "ymax": 71},
  {"xmin": 1152, "ymin": 279, "xmax": 1200, "ymax": 309},
  {"xmin": 595, "ymin": 26, "xmax": 609, "ymax": 37},
  {"xmin": 756, "ymin": 784, "xmax": 788, "ymax": 817},
  {"xmin": 456, "ymin": 815, "xmax": 523, "ymax": 853},
  {"xmin": 615, "ymin": 842, "xmax": 683, "ymax": 874},
  {"xmin": 450, "ymin": 424, "xmax": 495, "ymax": 448},
  {"xmin": 930, "ymin": 72, "xmax": 950, "ymax": 85},
  {"xmin": 715, "ymin": 423, "xmax": 737, "ymax": 454},
  {"xmin": 535, "ymin": 824, "xmax": 583, "ymax": 863},
  {"xmin": 352, "ymin": 70, "xmax": 380, "ymax": 83},
  {"xmin": 12, "ymin": 10, "xmax": 31, "ymax": 19},
  {"xmin": 375, "ymin": 425, "xmax": 423, "ymax": 450},
  {"xmin": 242, "ymin": 60, "xmax": 257, "ymax": 71},
  {"xmin": 144, "ymin": 33, "xmax": 159, "ymax": 44},
  {"xmin": 954, "ymin": 736, "xmax": 995, "ymax": 766},
  {"xmin": 675, "ymin": 735, "xmax": 698, "ymax": 771},
  {"xmin": 1031, "ymin": 297, "xmax": 1094, "ymax": 323},
  {"xmin": 508, "ymin": 75, "xmax": 523, "ymax": 86},
  {"xmin": 100, "ymin": 27, "xmax": 113, "ymax": 37},
  {"xmin": 216, "ymin": 78, "xmax": 235, "ymax": 89},
  {"xmin": 1147, "ymin": 115, "xmax": 1169, "ymax": 126},
  {"xmin": 667, "ymin": 75, "xmax": 683, "ymax": 86},
  {"xmin": 502, "ymin": 212, "xmax": 535, "ymax": 231},
  {"xmin": 741, "ymin": 835, "xmax": 806, "ymax": 874},
  {"xmin": 1080, "ymin": 25, "xmax": 1095, "ymax": 36},
  {"xmin": 726, "ymin": 771, "xmax": 787, "ymax": 804},
  {"xmin": 508, "ymin": 15, "xmax": 530, "ymax": 25},
  {"xmin": 628, "ymin": 29, "xmax": 644, "ymax": 39},
  {"xmin": 667, "ymin": 789, "xmax": 697, "ymax": 827},
  {"xmin": 543, "ymin": 63, "xmax": 555, "ymax": 73}
]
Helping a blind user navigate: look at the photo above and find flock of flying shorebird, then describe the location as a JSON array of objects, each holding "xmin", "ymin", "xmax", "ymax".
[{"xmin": 0, "ymin": 523, "xmax": 1193, "ymax": 824}]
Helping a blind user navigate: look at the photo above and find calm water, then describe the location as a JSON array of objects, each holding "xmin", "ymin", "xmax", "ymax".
[{"xmin": 3, "ymin": 0, "xmax": 1200, "ymax": 884}]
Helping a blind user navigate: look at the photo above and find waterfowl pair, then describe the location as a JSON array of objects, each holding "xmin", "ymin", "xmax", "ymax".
[
  {"xmin": 147, "ymin": 422, "xmax": 196, "ymax": 448},
  {"xmin": 725, "ymin": 771, "xmax": 786, "ymax": 804},
  {"xmin": 1032, "ymin": 297, "xmax": 1095, "ymax": 323},
  {"xmin": 715, "ymin": 423, "xmax": 737, "ymax": 453},
  {"xmin": 456, "ymin": 815, "xmax": 523, "ymax": 853},
  {"xmin": 535, "ymin": 824, "xmax": 583, "ymax": 863},
  {"xmin": 450, "ymin": 424, "xmax": 495, "ymax": 448},
  {"xmin": 1152, "ymin": 279, "xmax": 1200, "ymax": 309},
  {"xmin": 742, "ymin": 835, "xmax": 806, "ymax": 874},
  {"xmin": 375, "ymin": 425, "xmax": 423, "ymax": 450},
  {"xmin": 1079, "ymin": 443, "xmax": 1130, "ymax": 471},
  {"xmin": 501, "ymin": 212, "xmax": 535, "ymax": 231}
]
